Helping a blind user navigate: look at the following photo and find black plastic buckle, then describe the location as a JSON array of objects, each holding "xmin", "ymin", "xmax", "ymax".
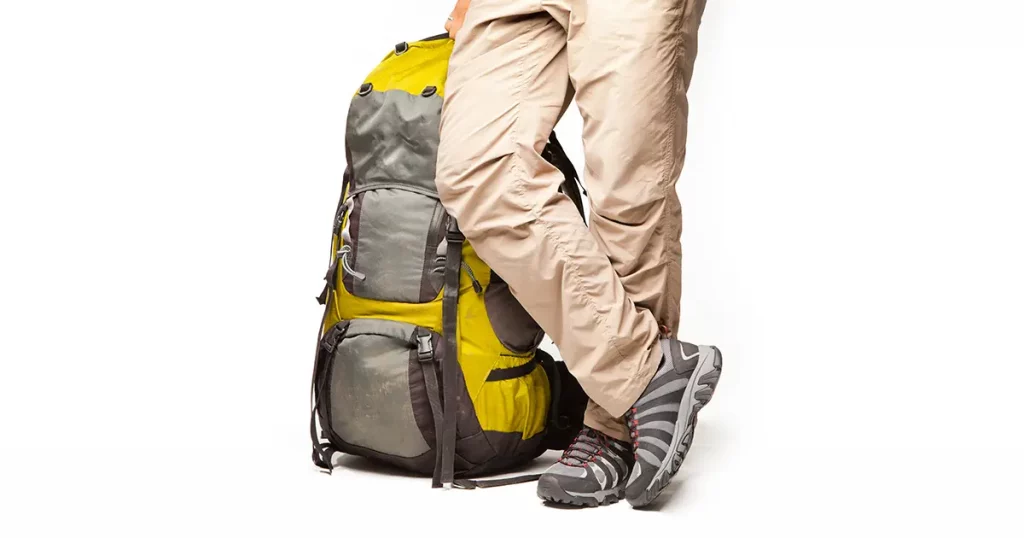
[
  {"xmin": 446, "ymin": 220, "xmax": 464, "ymax": 243},
  {"xmin": 416, "ymin": 333, "xmax": 434, "ymax": 361},
  {"xmin": 320, "ymin": 323, "xmax": 349, "ymax": 354}
]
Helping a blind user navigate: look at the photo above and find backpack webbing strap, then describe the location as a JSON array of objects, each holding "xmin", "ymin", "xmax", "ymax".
[
  {"xmin": 317, "ymin": 169, "xmax": 352, "ymax": 306},
  {"xmin": 453, "ymin": 474, "xmax": 542, "ymax": 489},
  {"xmin": 438, "ymin": 219, "xmax": 464, "ymax": 489},
  {"xmin": 543, "ymin": 132, "xmax": 586, "ymax": 219},
  {"xmin": 535, "ymin": 350, "xmax": 565, "ymax": 431},
  {"xmin": 310, "ymin": 319, "xmax": 348, "ymax": 473},
  {"xmin": 311, "ymin": 169, "xmax": 356, "ymax": 471},
  {"xmin": 309, "ymin": 310, "xmax": 332, "ymax": 472},
  {"xmin": 415, "ymin": 329, "xmax": 446, "ymax": 487},
  {"xmin": 310, "ymin": 409, "xmax": 337, "ymax": 472}
]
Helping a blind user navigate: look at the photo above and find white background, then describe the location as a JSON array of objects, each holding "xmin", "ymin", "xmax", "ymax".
[{"xmin": 2, "ymin": 1, "xmax": 1022, "ymax": 535}]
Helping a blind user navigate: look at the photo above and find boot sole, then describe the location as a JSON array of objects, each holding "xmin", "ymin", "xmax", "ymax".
[
  {"xmin": 629, "ymin": 345, "xmax": 723, "ymax": 508},
  {"xmin": 537, "ymin": 475, "xmax": 625, "ymax": 508}
]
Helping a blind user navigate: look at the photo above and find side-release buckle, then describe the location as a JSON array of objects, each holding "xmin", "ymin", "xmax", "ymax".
[
  {"xmin": 416, "ymin": 333, "xmax": 434, "ymax": 362},
  {"xmin": 319, "ymin": 323, "xmax": 349, "ymax": 354}
]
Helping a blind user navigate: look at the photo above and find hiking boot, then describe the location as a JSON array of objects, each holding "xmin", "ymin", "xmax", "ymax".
[
  {"xmin": 536, "ymin": 426, "xmax": 634, "ymax": 507},
  {"xmin": 624, "ymin": 340, "xmax": 723, "ymax": 507}
]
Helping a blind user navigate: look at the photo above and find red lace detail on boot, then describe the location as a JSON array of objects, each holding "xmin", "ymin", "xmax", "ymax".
[
  {"xmin": 557, "ymin": 428, "xmax": 612, "ymax": 467},
  {"xmin": 626, "ymin": 407, "xmax": 640, "ymax": 451}
]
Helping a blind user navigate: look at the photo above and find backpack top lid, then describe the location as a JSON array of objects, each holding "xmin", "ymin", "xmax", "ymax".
[{"xmin": 360, "ymin": 35, "xmax": 455, "ymax": 99}]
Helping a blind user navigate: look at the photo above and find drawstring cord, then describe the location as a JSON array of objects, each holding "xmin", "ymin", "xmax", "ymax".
[
  {"xmin": 461, "ymin": 261, "xmax": 482, "ymax": 293},
  {"xmin": 337, "ymin": 245, "xmax": 366, "ymax": 281}
]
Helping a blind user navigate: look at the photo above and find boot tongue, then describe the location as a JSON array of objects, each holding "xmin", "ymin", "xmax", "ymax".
[
  {"xmin": 561, "ymin": 428, "xmax": 605, "ymax": 464},
  {"xmin": 563, "ymin": 449, "xmax": 592, "ymax": 462}
]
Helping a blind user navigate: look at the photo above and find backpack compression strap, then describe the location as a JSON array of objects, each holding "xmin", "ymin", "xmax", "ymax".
[
  {"xmin": 453, "ymin": 474, "xmax": 542, "ymax": 489},
  {"xmin": 310, "ymin": 170, "xmax": 353, "ymax": 473},
  {"xmin": 414, "ymin": 328, "xmax": 446, "ymax": 485},
  {"xmin": 310, "ymin": 320, "xmax": 349, "ymax": 473},
  {"xmin": 437, "ymin": 219, "xmax": 464, "ymax": 489}
]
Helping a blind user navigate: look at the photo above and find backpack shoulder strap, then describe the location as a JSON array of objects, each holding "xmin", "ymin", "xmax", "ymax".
[{"xmin": 543, "ymin": 131, "xmax": 586, "ymax": 219}]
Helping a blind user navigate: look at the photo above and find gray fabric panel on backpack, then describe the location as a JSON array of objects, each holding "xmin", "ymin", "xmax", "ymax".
[
  {"xmin": 328, "ymin": 318, "xmax": 431, "ymax": 459},
  {"xmin": 484, "ymin": 271, "xmax": 543, "ymax": 353},
  {"xmin": 346, "ymin": 89, "xmax": 442, "ymax": 196},
  {"xmin": 347, "ymin": 189, "xmax": 445, "ymax": 303}
]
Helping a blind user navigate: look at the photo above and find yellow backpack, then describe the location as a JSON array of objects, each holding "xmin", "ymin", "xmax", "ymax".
[{"xmin": 310, "ymin": 34, "xmax": 587, "ymax": 488}]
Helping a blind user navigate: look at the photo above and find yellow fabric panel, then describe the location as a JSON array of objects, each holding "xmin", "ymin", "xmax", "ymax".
[
  {"xmin": 325, "ymin": 248, "xmax": 444, "ymax": 332},
  {"xmin": 332, "ymin": 287, "xmax": 443, "ymax": 333},
  {"xmin": 473, "ymin": 366, "xmax": 551, "ymax": 442},
  {"xmin": 360, "ymin": 38, "xmax": 455, "ymax": 98},
  {"xmin": 457, "ymin": 244, "xmax": 550, "ymax": 439}
]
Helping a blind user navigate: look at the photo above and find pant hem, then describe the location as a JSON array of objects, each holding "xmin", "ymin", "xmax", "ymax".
[{"xmin": 584, "ymin": 339, "xmax": 663, "ymax": 435}]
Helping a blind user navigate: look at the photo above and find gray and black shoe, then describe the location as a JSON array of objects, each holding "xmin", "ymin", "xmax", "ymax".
[
  {"xmin": 536, "ymin": 427, "xmax": 634, "ymax": 507},
  {"xmin": 624, "ymin": 340, "xmax": 723, "ymax": 508}
]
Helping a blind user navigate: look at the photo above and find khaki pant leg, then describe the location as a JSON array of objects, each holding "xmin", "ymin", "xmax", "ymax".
[
  {"xmin": 568, "ymin": 0, "xmax": 709, "ymax": 440},
  {"xmin": 437, "ymin": 0, "xmax": 663, "ymax": 423}
]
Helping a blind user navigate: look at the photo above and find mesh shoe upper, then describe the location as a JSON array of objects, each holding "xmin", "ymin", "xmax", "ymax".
[{"xmin": 539, "ymin": 426, "xmax": 633, "ymax": 500}]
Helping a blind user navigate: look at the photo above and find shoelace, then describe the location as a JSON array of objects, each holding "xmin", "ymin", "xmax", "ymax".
[
  {"xmin": 626, "ymin": 407, "xmax": 640, "ymax": 451},
  {"xmin": 558, "ymin": 428, "xmax": 609, "ymax": 467}
]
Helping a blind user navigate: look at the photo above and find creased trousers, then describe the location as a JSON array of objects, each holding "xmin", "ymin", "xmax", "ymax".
[{"xmin": 436, "ymin": 0, "xmax": 706, "ymax": 440}]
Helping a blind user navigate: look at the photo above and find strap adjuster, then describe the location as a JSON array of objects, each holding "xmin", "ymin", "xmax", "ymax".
[
  {"xmin": 416, "ymin": 333, "xmax": 434, "ymax": 361},
  {"xmin": 446, "ymin": 220, "xmax": 464, "ymax": 243},
  {"xmin": 320, "ymin": 323, "xmax": 349, "ymax": 354}
]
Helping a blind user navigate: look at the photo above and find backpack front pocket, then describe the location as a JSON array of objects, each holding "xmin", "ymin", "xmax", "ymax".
[
  {"xmin": 338, "ymin": 188, "xmax": 446, "ymax": 304},
  {"xmin": 317, "ymin": 318, "xmax": 441, "ymax": 461}
]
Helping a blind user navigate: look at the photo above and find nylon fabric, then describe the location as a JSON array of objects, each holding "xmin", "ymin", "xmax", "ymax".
[
  {"xmin": 362, "ymin": 37, "xmax": 454, "ymax": 98},
  {"xmin": 417, "ymin": 339, "xmax": 446, "ymax": 486},
  {"xmin": 484, "ymin": 272, "xmax": 543, "ymax": 353},
  {"xmin": 346, "ymin": 91, "xmax": 443, "ymax": 196},
  {"xmin": 457, "ymin": 244, "xmax": 549, "ymax": 439},
  {"xmin": 453, "ymin": 474, "xmax": 541, "ymax": 489},
  {"xmin": 344, "ymin": 189, "xmax": 444, "ymax": 303},
  {"xmin": 328, "ymin": 240, "xmax": 551, "ymax": 440},
  {"xmin": 439, "ymin": 223, "xmax": 463, "ymax": 487},
  {"xmin": 327, "ymin": 319, "xmax": 431, "ymax": 459}
]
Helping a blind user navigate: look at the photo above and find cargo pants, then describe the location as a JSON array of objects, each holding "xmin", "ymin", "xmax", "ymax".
[{"xmin": 436, "ymin": 0, "xmax": 707, "ymax": 440}]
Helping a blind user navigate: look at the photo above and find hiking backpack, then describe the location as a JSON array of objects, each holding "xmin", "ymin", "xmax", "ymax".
[{"xmin": 310, "ymin": 34, "xmax": 588, "ymax": 488}]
